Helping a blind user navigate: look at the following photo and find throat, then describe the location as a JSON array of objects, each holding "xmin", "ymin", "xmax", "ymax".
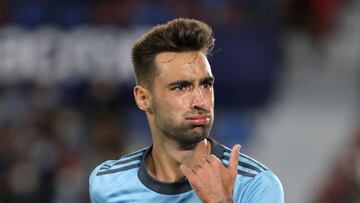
[
  {"xmin": 145, "ymin": 150, "xmax": 184, "ymax": 182},
  {"xmin": 145, "ymin": 139, "xmax": 211, "ymax": 182}
]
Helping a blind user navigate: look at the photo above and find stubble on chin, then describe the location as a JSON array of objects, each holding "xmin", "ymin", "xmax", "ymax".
[{"xmin": 166, "ymin": 124, "xmax": 211, "ymax": 150}]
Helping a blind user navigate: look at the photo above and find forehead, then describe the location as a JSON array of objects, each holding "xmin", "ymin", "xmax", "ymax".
[{"xmin": 154, "ymin": 51, "xmax": 212, "ymax": 81}]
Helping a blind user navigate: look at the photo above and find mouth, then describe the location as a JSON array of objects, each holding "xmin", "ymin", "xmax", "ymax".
[{"xmin": 185, "ymin": 115, "xmax": 210, "ymax": 125}]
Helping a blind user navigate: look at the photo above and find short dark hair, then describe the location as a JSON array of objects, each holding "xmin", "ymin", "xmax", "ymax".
[{"xmin": 131, "ymin": 18, "xmax": 214, "ymax": 87}]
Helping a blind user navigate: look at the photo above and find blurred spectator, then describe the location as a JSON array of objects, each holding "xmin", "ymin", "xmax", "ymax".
[
  {"xmin": 0, "ymin": 81, "xmax": 132, "ymax": 202},
  {"xmin": 315, "ymin": 128, "xmax": 360, "ymax": 203},
  {"xmin": 286, "ymin": 0, "xmax": 344, "ymax": 40}
]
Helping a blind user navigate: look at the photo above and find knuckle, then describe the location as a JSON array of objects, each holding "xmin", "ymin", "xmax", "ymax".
[
  {"xmin": 209, "ymin": 155, "xmax": 218, "ymax": 162},
  {"xmin": 201, "ymin": 158, "xmax": 209, "ymax": 165},
  {"xmin": 193, "ymin": 164, "xmax": 201, "ymax": 172},
  {"xmin": 213, "ymin": 161, "xmax": 221, "ymax": 168}
]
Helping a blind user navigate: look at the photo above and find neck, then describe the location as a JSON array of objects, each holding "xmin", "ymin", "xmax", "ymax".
[{"xmin": 146, "ymin": 137, "xmax": 211, "ymax": 182}]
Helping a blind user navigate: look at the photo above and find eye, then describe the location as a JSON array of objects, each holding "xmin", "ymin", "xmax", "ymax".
[
  {"xmin": 171, "ymin": 84, "xmax": 190, "ymax": 91},
  {"xmin": 202, "ymin": 82, "xmax": 213, "ymax": 89}
]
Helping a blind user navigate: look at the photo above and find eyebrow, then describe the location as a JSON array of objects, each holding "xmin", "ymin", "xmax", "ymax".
[
  {"xmin": 201, "ymin": 76, "xmax": 215, "ymax": 84},
  {"xmin": 168, "ymin": 80, "xmax": 192, "ymax": 87},
  {"xmin": 168, "ymin": 76, "xmax": 215, "ymax": 87}
]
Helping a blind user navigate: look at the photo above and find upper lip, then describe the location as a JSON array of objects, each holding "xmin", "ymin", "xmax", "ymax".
[{"xmin": 186, "ymin": 115, "xmax": 210, "ymax": 120}]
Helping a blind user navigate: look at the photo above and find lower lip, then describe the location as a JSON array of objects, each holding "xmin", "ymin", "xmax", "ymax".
[{"xmin": 187, "ymin": 118, "xmax": 209, "ymax": 125}]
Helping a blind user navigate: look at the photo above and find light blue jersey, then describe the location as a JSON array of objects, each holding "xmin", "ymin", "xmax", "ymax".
[{"xmin": 89, "ymin": 138, "xmax": 284, "ymax": 203}]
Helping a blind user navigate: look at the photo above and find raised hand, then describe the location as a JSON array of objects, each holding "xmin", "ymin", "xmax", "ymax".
[{"xmin": 180, "ymin": 144, "xmax": 241, "ymax": 203}]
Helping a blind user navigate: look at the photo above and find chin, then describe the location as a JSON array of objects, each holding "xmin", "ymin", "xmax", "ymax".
[
  {"xmin": 176, "ymin": 128, "xmax": 210, "ymax": 149},
  {"xmin": 190, "ymin": 125, "xmax": 211, "ymax": 136}
]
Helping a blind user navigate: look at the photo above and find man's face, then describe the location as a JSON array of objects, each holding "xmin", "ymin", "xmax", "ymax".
[{"xmin": 149, "ymin": 51, "xmax": 214, "ymax": 147}]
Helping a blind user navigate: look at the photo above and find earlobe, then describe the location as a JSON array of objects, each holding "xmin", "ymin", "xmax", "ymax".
[{"xmin": 134, "ymin": 85, "xmax": 149, "ymax": 111}]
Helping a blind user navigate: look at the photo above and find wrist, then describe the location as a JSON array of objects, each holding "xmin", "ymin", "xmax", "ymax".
[
  {"xmin": 204, "ymin": 197, "xmax": 233, "ymax": 203},
  {"xmin": 216, "ymin": 198, "xmax": 234, "ymax": 203}
]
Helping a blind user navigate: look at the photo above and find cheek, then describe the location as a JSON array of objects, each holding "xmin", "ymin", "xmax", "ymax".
[
  {"xmin": 155, "ymin": 91, "xmax": 186, "ymax": 111},
  {"xmin": 164, "ymin": 95, "xmax": 190, "ymax": 110},
  {"xmin": 204, "ymin": 89, "xmax": 214, "ymax": 106}
]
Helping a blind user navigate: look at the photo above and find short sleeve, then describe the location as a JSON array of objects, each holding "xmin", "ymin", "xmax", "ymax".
[
  {"xmin": 234, "ymin": 170, "xmax": 284, "ymax": 203},
  {"xmin": 89, "ymin": 165, "xmax": 102, "ymax": 203}
]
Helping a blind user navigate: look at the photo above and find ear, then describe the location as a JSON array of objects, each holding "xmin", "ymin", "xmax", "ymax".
[{"xmin": 134, "ymin": 85, "xmax": 151, "ymax": 111}]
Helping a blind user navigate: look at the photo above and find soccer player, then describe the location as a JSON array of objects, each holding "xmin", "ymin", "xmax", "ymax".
[{"xmin": 89, "ymin": 18, "xmax": 284, "ymax": 203}]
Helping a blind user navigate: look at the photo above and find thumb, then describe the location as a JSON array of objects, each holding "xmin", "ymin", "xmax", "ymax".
[{"xmin": 228, "ymin": 144, "xmax": 241, "ymax": 178}]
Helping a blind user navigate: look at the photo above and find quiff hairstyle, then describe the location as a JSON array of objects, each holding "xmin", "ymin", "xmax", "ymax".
[{"xmin": 131, "ymin": 18, "xmax": 215, "ymax": 87}]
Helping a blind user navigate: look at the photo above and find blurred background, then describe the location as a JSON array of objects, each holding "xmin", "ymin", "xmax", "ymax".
[{"xmin": 0, "ymin": 0, "xmax": 359, "ymax": 202}]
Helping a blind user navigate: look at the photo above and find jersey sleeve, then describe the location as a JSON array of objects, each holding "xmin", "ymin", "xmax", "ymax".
[
  {"xmin": 89, "ymin": 165, "xmax": 102, "ymax": 203},
  {"xmin": 234, "ymin": 170, "xmax": 284, "ymax": 203}
]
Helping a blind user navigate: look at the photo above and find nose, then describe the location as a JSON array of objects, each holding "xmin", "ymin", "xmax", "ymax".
[{"xmin": 191, "ymin": 87, "xmax": 206, "ymax": 109}]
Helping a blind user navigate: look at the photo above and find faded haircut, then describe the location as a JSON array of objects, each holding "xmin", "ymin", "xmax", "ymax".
[{"xmin": 131, "ymin": 18, "xmax": 214, "ymax": 87}]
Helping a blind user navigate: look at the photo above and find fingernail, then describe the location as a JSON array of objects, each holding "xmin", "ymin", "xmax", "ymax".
[{"xmin": 236, "ymin": 144, "xmax": 241, "ymax": 153}]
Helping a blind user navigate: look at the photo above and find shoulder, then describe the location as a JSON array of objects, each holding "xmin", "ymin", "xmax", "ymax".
[
  {"xmin": 238, "ymin": 170, "xmax": 284, "ymax": 202},
  {"xmin": 89, "ymin": 147, "xmax": 149, "ymax": 202},
  {"xmin": 222, "ymin": 147, "xmax": 282, "ymax": 190},
  {"xmin": 220, "ymin": 147, "xmax": 284, "ymax": 202},
  {"xmin": 94, "ymin": 147, "xmax": 148, "ymax": 176}
]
